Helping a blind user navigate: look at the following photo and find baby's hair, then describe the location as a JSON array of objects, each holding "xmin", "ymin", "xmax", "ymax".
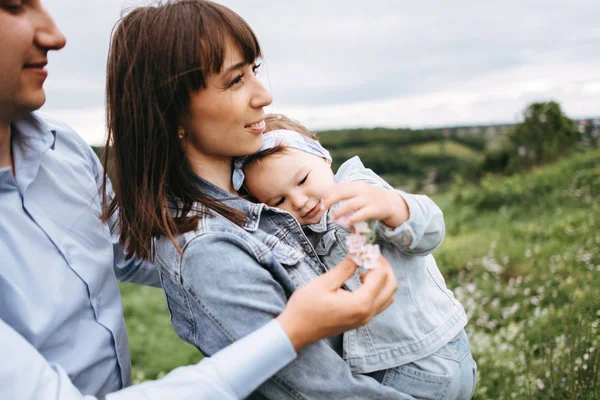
[
  {"xmin": 264, "ymin": 114, "xmax": 318, "ymax": 140},
  {"xmin": 243, "ymin": 113, "xmax": 319, "ymax": 167}
]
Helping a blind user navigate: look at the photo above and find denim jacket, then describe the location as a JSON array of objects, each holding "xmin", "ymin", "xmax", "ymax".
[
  {"xmin": 154, "ymin": 176, "xmax": 412, "ymax": 399},
  {"xmin": 304, "ymin": 156, "xmax": 467, "ymax": 374}
]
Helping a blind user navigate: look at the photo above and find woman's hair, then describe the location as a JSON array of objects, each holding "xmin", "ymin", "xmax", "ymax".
[
  {"xmin": 242, "ymin": 113, "xmax": 319, "ymax": 167},
  {"xmin": 102, "ymin": 0, "xmax": 260, "ymax": 260}
]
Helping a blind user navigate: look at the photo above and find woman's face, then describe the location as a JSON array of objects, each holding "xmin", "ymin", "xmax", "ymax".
[
  {"xmin": 186, "ymin": 37, "xmax": 272, "ymax": 160},
  {"xmin": 0, "ymin": 0, "xmax": 66, "ymax": 121}
]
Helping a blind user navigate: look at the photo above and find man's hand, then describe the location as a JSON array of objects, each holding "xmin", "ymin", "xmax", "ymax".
[
  {"xmin": 321, "ymin": 182, "xmax": 409, "ymax": 229},
  {"xmin": 276, "ymin": 255, "xmax": 398, "ymax": 352}
]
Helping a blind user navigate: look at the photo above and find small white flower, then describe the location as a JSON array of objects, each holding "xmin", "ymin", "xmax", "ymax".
[
  {"xmin": 353, "ymin": 221, "xmax": 370, "ymax": 234},
  {"xmin": 536, "ymin": 378, "xmax": 545, "ymax": 390},
  {"xmin": 362, "ymin": 244, "xmax": 382, "ymax": 270},
  {"xmin": 343, "ymin": 220, "xmax": 381, "ymax": 269},
  {"xmin": 346, "ymin": 233, "xmax": 367, "ymax": 251}
]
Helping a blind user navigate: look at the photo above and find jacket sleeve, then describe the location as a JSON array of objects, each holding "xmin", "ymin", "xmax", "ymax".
[
  {"xmin": 341, "ymin": 157, "xmax": 445, "ymax": 255},
  {"xmin": 375, "ymin": 191, "xmax": 446, "ymax": 256},
  {"xmin": 164, "ymin": 233, "xmax": 412, "ymax": 400}
]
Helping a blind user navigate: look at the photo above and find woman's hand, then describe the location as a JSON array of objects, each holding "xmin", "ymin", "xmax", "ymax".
[
  {"xmin": 276, "ymin": 255, "xmax": 397, "ymax": 352},
  {"xmin": 322, "ymin": 182, "xmax": 409, "ymax": 228}
]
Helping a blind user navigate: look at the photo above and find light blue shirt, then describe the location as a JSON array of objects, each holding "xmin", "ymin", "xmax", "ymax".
[{"xmin": 0, "ymin": 112, "xmax": 296, "ymax": 399}]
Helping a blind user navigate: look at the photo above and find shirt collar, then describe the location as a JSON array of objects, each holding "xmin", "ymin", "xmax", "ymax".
[
  {"xmin": 12, "ymin": 112, "xmax": 57, "ymax": 154},
  {"xmin": 10, "ymin": 112, "xmax": 57, "ymax": 194},
  {"xmin": 303, "ymin": 211, "xmax": 329, "ymax": 233}
]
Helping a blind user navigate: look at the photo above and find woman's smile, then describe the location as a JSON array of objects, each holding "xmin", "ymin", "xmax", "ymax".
[{"xmin": 245, "ymin": 119, "xmax": 266, "ymax": 134}]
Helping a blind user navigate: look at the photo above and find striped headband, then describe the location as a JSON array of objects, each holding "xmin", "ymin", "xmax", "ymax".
[{"xmin": 232, "ymin": 129, "xmax": 332, "ymax": 191}]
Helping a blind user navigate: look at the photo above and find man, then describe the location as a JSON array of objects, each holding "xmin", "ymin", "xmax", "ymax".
[{"xmin": 0, "ymin": 1, "xmax": 399, "ymax": 399}]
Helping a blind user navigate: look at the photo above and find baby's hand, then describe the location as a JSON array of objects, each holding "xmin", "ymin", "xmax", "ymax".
[{"xmin": 321, "ymin": 182, "xmax": 409, "ymax": 228}]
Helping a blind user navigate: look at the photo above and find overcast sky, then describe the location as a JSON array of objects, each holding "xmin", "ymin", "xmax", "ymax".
[{"xmin": 41, "ymin": 0, "xmax": 600, "ymax": 145}]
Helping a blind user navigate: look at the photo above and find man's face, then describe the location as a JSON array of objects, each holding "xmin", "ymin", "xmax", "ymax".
[{"xmin": 0, "ymin": 0, "xmax": 65, "ymax": 122}]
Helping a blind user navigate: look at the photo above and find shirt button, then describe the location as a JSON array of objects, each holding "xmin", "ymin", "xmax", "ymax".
[
  {"xmin": 401, "ymin": 236, "xmax": 410, "ymax": 245},
  {"xmin": 302, "ymin": 245, "xmax": 311, "ymax": 253}
]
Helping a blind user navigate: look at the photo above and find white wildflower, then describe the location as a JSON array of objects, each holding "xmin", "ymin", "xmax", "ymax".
[
  {"xmin": 343, "ymin": 220, "xmax": 381, "ymax": 270},
  {"xmin": 353, "ymin": 221, "xmax": 370, "ymax": 234},
  {"xmin": 536, "ymin": 378, "xmax": 545, "ymax": 390}
]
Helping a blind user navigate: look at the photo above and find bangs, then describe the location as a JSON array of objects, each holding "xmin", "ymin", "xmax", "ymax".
[
  {"xmin": 194, "ymin": 1, "xmax": 261, "ymax": 76},
  {"xmin": 110, "ymin": 1, "xmax": 262, "ymax": 122}
]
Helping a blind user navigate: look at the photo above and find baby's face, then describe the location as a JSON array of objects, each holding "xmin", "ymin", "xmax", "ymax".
[{"xmin": 244, "ymin": 148, "xmax": 335, "ymax": 225}]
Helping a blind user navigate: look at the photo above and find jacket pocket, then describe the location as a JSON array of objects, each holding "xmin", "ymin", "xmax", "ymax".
[
  {"xmin": 314, "ymin": 230, "xmax": 338, "ymax": 256},
  {"xmin": 268, "ymin": 240, "xmax": 306, "ymax": 287}
]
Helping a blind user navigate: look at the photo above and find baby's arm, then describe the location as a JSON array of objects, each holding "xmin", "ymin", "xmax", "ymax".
[{"xmin": 323, "ymin": 157, "xmax": 445, "ymax": 256}]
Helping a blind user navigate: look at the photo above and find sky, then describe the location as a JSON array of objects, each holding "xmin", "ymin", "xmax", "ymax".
[{"xmin": 41, "ymin": 0, "xmax": 600, "ymax": 145}]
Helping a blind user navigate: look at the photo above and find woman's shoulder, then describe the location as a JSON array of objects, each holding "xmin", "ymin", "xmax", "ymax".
[
  {"xmin": 171, "ymin": 205, "xmax": 247, "ymax": 240},
  {"xmin": 156, "ymin": 206, "xmax": 256, "ymax": 257}
]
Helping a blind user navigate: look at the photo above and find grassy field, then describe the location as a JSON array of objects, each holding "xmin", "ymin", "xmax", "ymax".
[{"xmin": 120, "ymin": 148, "xmax": 600, "ymax": 398}]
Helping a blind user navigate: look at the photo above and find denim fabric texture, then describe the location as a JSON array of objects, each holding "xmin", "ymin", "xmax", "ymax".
[
  {"xmin": 154, "ymin": 175, "xmax": 413, "ymax": 399},
  {"xmin": 369, "ymin": 330, "xmax": 477, "ymax": 400},
  {"xmin": 304, "ymin": 156, "xmax": 469, "ymax": 374}
]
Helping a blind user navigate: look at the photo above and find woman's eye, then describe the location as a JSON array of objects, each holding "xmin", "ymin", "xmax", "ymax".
[
  {"xmin": 252, "ymin": 63, "xmax": 261, "ymax": 75},
  {"xmin": 274, "ymin": 197, "xmax": 285, "ymax": 207},
  {"xmin": 229, "ymin": 73, "xmax": 244, "ymax": 87},
  {"xmin": 2, "ymin": 0, "xmax": 24, "ymax": 11}
]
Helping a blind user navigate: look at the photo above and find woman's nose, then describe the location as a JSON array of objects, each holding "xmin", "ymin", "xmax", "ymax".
[{"xmin": 249, "ymin": 76, "xmax": 272, "ymax": 109}]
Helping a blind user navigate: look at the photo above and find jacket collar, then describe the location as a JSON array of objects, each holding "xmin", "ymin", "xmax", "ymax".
[{"xmin": 189, "ymin": 173, "xmax": 264, "ymax": 232}]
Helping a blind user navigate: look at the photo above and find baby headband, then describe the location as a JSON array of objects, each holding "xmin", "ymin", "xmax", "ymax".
[{"xmin": 232, "ymin": 129, "xmax": 332, "ymax": 191}]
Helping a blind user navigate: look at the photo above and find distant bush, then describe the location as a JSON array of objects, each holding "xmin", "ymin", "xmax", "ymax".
[
  {"xmin": 451, "ymin": 148, "xmax": 600, "ymax": 212},
  {"xmin": 449, "ymin": 134, "xmax": 488, "ymax": 151},
  {"xmin": 506, "ymin": 101, "xmax": 580, "ymax": 172},
  {"xmin": 317, "ymin": 127, "xmax": 444, "ymax": 150},
  {"xmin": 479, "ymin": 147, "xmax": 512, "ymax": 175}
]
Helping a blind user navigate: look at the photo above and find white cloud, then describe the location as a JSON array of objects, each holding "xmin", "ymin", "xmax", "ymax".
[{"xmin": 40, "ymin": 0, "xmax": 600, "ymax": 144}]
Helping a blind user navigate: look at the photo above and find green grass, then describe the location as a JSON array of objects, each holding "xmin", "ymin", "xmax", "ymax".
[
  {"xmin": 408, "ymin": 140, "xmax": 484, "ymax": 163},
  {"xmin": 121, "ymin": 148, "xmax": 600, "ymax": 397},
  {"xmin": 119, "ymin": 283, "xmax": 202, "ymax": 383},
  {"xmin": 431, "ymin": 148, "xmax": 600, "ymax": 399}
]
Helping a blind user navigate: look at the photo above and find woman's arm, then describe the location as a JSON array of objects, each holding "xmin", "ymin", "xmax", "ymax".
[{"xmin": 165, "ymin": 233, "xmax": 409, "ymax": 400}]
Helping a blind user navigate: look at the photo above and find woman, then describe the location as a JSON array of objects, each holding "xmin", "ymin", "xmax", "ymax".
[{"xmin": 104, "ymin": 1, "xmax": 406, "ymax": 398}]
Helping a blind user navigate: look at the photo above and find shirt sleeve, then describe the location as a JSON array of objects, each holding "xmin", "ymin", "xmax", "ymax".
[
  {"xmin": 0, "ymin": 318, "xmax": 95, "ymax": 400},
  {"xmin": 1, "ymin": 316, "xmax": 296, "ymax": 400},
  {"xmin": 108, "ymin": 319, "xmax": 296, "ymax": 400}
]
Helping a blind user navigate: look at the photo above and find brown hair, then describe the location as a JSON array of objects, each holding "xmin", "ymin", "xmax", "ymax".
[
  {"xmin": 242, "ymin": 113, "xmax": 319, "ymax": 167},
  {"xmin": 102, "ymin": 0, "xmax": 260, "ymax": 260}
]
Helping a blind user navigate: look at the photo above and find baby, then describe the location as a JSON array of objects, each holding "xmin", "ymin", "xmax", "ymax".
[{"xmin": 233, "ymin": 114, "xmax": 476, "ymax": 399}]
